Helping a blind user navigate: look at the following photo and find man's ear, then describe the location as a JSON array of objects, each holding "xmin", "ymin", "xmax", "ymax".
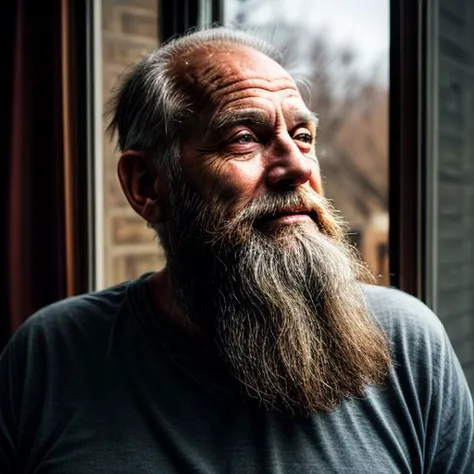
[{"xmin": 117, "ymin": 150, "xmax": 165, "ymax": 224}]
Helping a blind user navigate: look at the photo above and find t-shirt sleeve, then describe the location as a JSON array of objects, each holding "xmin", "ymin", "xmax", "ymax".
[
  {"xmin": 365, "ymin": 285, "xmax": 474, "ymax": 472},
  {"xmin": 0, "ymin": 310, "xmax": 50, "ymax": 474},
  {"xmin": 0, "ymin": 290, "xmax": 126, "ymax": 473}
]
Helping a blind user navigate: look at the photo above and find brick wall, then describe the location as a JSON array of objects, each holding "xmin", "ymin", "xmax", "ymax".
[{"xmin": 102, "ymin": 0, "xmax": 164, "ymax": 287}]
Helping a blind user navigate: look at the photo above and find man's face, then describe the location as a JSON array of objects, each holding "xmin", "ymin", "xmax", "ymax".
[
  {"xmin": 178, "ymin": 45, "xmax": 324, "ymax": 224},
  {"xmin": 157, "ymin": 44, "xmax": 390, "ymax": 416}
]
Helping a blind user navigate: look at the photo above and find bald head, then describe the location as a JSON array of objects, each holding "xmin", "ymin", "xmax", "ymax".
[{"xmin": 175, "ymin": 43, "xmax": 295, "ymax": 102}]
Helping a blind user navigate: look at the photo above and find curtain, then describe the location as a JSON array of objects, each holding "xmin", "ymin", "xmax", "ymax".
[{"xmin": 1, "ymin": 0, "xmax": 79, "ymax": 350}]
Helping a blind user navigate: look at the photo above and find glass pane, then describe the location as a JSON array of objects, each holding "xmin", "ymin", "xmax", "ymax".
[
  {"xmin": 223, "ymin": 0, "xmax": 390, "ymax": 284},
  {"xmin": 99, "ymin": 0, "xmax": 163, "ymax": 288},
  {"xmin": 430, "ymin": 0, "xmax": 474, "ymax": 389}
]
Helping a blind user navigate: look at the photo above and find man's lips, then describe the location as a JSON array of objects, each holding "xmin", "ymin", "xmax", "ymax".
[{"xmin": 257, "ymin": 210, "xmax": 319, "ymax": 226}]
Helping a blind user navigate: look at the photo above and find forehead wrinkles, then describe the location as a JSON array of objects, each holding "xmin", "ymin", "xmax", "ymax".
[
  {"xmin": 177, "ymin": 75, "xmax": 302, "ymax": 129},
  {"xmin": 207, "ymin": 77, "xmax": 299, "ymax": 103},
  {"xmin": 174, "ymin": 45, "xmax": 303, "ymax": 127},
  {"xmin": 213, "ymin": 92, "xmax": 304, "ymax": 122},
  {"xmin": 184, "ymin": 60, "xmax": 298, "ymax": 99},
  {"xmin": 178, "ymin": 44, "xmax": 296, "ymax": 94}
]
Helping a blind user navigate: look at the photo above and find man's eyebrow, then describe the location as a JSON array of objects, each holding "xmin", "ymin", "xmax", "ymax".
[
  {"xmin": 209, "ymin": 109, "xmax": 319, "ymax": 132},
  {"xmin": 209, "ymin": 109, "xmax": 270, "ymax": 132},
  {"xmin": 292, "ymin": 111, "xmax": 319, "ymax": 130}
]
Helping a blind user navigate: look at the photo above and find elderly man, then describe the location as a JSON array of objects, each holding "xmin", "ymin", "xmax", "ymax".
[{"xmin": 1, "ymin": 27, "xmax": 473, "ymax": 473}]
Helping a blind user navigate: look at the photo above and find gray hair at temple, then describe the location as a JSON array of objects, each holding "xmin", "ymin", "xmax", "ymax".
[{"xmin": 106, "ymin": 27, "xmax": 283, "ymax": 174}]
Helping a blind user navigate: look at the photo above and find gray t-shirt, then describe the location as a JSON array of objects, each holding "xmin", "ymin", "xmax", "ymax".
[{"xmin": 0, "ymin": 275, "xmax": 473, "ymax": 473}]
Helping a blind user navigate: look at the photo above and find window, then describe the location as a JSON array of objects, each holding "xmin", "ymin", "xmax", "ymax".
[
  {"xmin": 224, "ymin": 0, "xmax": 390, "ymax": 284},
  {"xmin": 97, "ymin": 0, "xmax": 162, "ymax": 289}
]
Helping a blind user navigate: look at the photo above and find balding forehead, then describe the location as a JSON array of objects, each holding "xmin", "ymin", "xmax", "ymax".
[
  {"xmin": 172, "ymin": 43, "xmax": 296, "ymax": 101},
  {"xmin": 177, "ymin": 41, "xmax": 276, "ymax": 65}
]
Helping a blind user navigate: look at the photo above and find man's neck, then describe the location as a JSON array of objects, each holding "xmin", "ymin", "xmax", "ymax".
[{"xmin": 145, "ymin": 269, "xmax": 207, "ymax": 342}]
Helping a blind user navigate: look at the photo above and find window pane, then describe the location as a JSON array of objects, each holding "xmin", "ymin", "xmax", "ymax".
[
  {"xmin": 99, "ymin": 0, "xmax": 162, "ymax": 288},
  {"xmin": 224, "ymin": 0, "xmax": 390, "ymax": 284},
  {"xmin": 429, "ymin": 0, "xmax": 474, "ymax": 389}
]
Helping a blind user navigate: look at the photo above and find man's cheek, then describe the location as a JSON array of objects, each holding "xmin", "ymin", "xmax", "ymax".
[{"xmin": 219, "ymin": 157, "xmax": 263, "ymax": 191}]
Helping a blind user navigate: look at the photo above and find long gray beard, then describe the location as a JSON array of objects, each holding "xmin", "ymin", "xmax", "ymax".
[{"xmin": 158, "ymin": 181, "xmax": 391, "ymax": 415}]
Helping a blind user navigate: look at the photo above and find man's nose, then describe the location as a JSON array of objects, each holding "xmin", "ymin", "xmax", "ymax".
[{"xmin": 265, "ymin": 137, "xmax": 313, "ymax": 190}]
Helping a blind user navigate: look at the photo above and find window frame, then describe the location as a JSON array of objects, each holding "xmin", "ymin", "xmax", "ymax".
[{"xmin": 389, "ymin": 0, "xmax": 428, "ymax": 298}]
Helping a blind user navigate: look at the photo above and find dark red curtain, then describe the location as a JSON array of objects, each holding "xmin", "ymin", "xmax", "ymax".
[{"xmin": 1, "ymin": 0, "xmax": 79, "ymax": 350}]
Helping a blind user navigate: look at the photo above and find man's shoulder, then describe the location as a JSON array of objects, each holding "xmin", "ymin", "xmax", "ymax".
[
  {"xmin": 360, "ymin": 285, "xmax": 463, "ymax": 388},
  {"xmin": 361, "ymin": 284, "xmax": 447, "ymax": 350},
  {"xmin": 5, "ymin": 279, "xmax": 135, "ymax": 353},
  {"xmin": 361, "ymin": 285, "xmax": 473, "ymax": 472}
]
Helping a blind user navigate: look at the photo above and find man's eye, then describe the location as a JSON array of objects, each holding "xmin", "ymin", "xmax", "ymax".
[
  {"xmin": 233, "ymin": 133, "xmax": 256, "ymax": 143},
  {"xmin": 294, "ymin": 132, "xmax": 313, "ymax": 144}
]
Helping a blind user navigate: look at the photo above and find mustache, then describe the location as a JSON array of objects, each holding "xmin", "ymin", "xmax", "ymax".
[
  {"xmin": 244, "ymin": 191, "xmax": 324, "ymax": 222},
  {"xmin": 212, "ymin": 189, "xmax": 346, "ymax": 242}
]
